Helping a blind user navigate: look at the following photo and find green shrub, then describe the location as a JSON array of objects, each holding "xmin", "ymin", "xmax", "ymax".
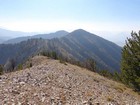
[
  {"xmin": 59, "ymin": 59, "xmax": 67, "ymax": 65},
  {"xmin": 18, "ymin": 64, "xmax": 23, "ymax": 70}
]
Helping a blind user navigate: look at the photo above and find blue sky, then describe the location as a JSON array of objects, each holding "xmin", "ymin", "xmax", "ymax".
[{"xmin": 0, "ymin": 0, "xmax": 140, "ymax": 33}]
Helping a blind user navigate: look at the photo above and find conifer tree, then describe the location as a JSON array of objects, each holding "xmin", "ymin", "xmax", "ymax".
[{"xmin": 121, "ymin": 31, "xmax": 140, "ymax": 91}]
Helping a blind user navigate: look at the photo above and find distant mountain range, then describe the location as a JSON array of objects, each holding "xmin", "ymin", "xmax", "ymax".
[
  {"xmin": 3, "ymin": 30, "xmax": 69, "ymax": 44},
  {"xmin": 0, "ymin": 38, "xmax": 5, "ymax": 44},
  {"xmin": 0, "ymin": 29, "xmax": 122, "ymax": 72},
  {"xmin": 0, "ymin": 36, "xmax": 12, "ymax": 44},
  {"xmin": 0, "ymin": 28, "xmax": 129, "ymax": 47},
  {"xmin": 0, "ymin": 28, "xmax": 37, "ymax": 43}
]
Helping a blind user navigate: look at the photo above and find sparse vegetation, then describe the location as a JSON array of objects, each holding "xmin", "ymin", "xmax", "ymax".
[
  {"xmin": 29, "ymin": 63, "xmax": 32, "ymax": 67},
  {"xmin": 40, "ymin": 51, "xmax": 58, "ymax": 60},
  {"xmin": 113, "ymin": 84, "xmax": 125, "ymax": 93},
  {"xmin": 59, "ymin": 59, "xmax": 67, "ymax": 65},
  {"xmin": 18, "ymin": 64, "xmax": 23, "ymax": 70},
  {"xmin": 98, "ymin": 70, "xmax": 113, "ymax": 78},
  {"xmin": 4, "ymin": 58, "xmax": 15, "ymax": 72},
  {"xmin": 27, "ymin": 62, "xmax": 32, "ymax": 68},
  {"xmin": 0, "ymin": 65, "xmax": 3, "ymax": 75},
  {"xmin": 40, "ymin": 51, "xmax": 119, "ymax": 80},
  {"xmin": 84, "ymin": 59, "xmax": 96, "ymax": 72}
]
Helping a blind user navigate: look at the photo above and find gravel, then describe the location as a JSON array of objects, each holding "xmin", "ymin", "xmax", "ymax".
[{"xmin": 0, "ymin": 56, "xmax": 140, "ymax": 105}]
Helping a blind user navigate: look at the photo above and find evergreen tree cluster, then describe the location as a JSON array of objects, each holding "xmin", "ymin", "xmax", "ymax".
[{"xmin": 121, "ymin": 31, "xmax": 140, "ymax": 91}]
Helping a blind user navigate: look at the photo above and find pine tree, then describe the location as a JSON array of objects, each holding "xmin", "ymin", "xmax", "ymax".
[{"xmin": 121, "ymin": 31, "xmax": 140, "ymax": 91}]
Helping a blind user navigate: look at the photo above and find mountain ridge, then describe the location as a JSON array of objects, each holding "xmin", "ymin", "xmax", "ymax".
[
  {"xmin": 60, "ymin": 29, "xmax": 121, "ymax": 71},
  {"xmin": 3, "ymin": 30, "xmax": 69, "ymax": 44},
  {"xmin": 0, "ymin": 29, "xmax": 121, "ymax": 72},
  {"xmin": 0, "ymin": 28, "xmax": 37, "ymax": 42}
]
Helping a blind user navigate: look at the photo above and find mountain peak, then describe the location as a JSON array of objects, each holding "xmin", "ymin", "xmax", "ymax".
[
  {"xmin": 55, "ymin": 30, "xmax": 68, "ymax": 33},
  {"xmin": 72, "ymin": 29, "xmax": 89, "ymax": 33},
  {"xmin": 68, "ymin": 29, "xmax": 92, "ymax": 37}
]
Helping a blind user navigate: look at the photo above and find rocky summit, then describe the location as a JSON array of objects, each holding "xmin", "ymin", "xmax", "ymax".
[{"xmin": 0, "ymin": 56, "xmax": 140, "ymax": 105}]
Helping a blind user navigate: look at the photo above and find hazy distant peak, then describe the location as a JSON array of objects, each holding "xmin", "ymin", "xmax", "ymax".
[
  {"xmin": 55, "ymin": 30, "xmax": 69, "ymax": 34},
  {"xmin": 3, "ymin": 29, "xmax": 69, "ymax": 44},
  {"xmin": 68, "ymin": 29, "xmax": 89, "ymax": 37},
  {"xmin": 67, "ymin": 29, "xmax": 95, "ymax": 39},
  {"xmin": 71, "ymin": 29, "xmax": 89, "ymax": 33}
]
